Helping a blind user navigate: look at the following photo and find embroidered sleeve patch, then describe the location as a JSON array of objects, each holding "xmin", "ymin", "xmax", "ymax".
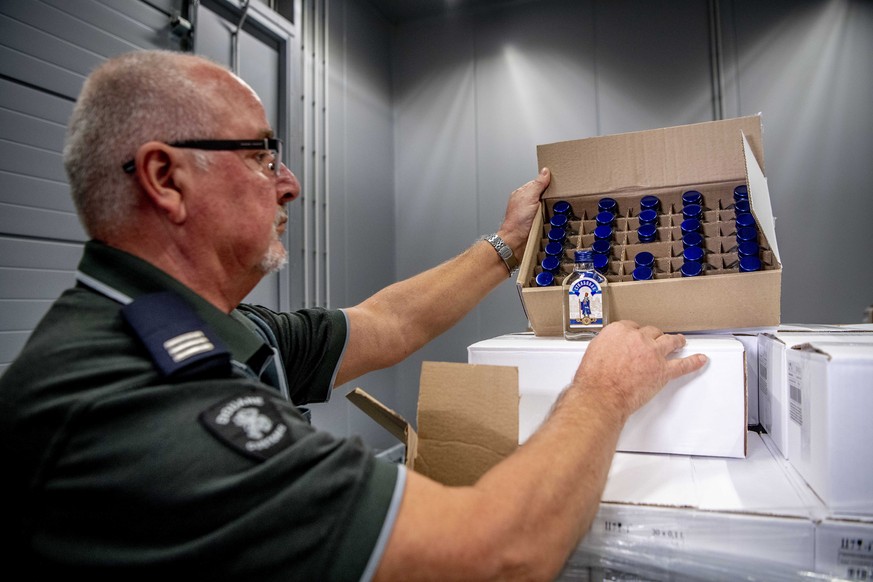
[{"xmin": 200, "ymin": 391, "xmax": 293, "ymax": 461}]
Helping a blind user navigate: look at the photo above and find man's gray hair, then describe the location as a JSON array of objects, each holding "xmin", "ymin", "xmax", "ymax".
[{"xmin": 64, "ymin": 50, "xmax": 224, "ymax": 239}]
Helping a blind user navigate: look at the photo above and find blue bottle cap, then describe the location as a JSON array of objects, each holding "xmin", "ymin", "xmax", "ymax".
[
  {"xmin": 593, "ymin": 225, "xmax": 613, "ymax": 241},
  {"xmin": 632, "ymin": 266, "xmax": 653, "ymax": 281},
  {"xmin": 598, "ymin": 197, "xmax": 618, "ymax": 215},
  {"xmin": 737, "ymin": 241, "xmax": 759, "ymax": 258},
  {"xmin": 681, "ymin": 261, "xmax": 703, "ymax": 277},
  {"xmin": 734, "ymin": 185, "xmax": 749, "ymax": 202},
  {"xmin": 593, "ymin": 253, "xmax": 609, "ymax": 274},
  {"xmin": 683, "ymin": 246, "xmax": 705, "ymax": 263},
  {"xmin": 682, "ymin": 190, "xmax": 703, "ymax": 206},
  {"xmin": 634, "ymin": 251, "xmax": 655, "ymax": 269},
  {"xmin": 535, "ymin": 271, "xmax": 555, "ymax": 287},
  {"xmin": 547, "ymin": 227, "xmax": 567, "ymax": 242},
  {"xmin": 574, "ymin": 249, "xmax": 593, "ymax": 263},
  {"xmin": 595, "ymin": 210, "xmax": 616, "ymax": 226},
  {"xmin": 640, "ymin": 195, "xmax": 660, "ymax": 212},
  {"xmin": 638, "ymin": 208, "xmax": 658, "ymax": 226},
  {"xmin": 541, "ymin": 256, "xmax": 561, "ymax": 273},
  {"xmin": 734, "ymin": 200, "xmax": 751, "ymax": 215},
  {"xmin": 736, "ymin": 212, "xmax": 757, "ymax": 229},
  {"xmin": 553, "ymin": 200, "xmax": 572, "ymax": 216},
  {"xmin": 550, "ymin": 214, "xmax": 569, "ymax": 229},
  {"xmin": 736, "ymin": 226, "xmax": 758, "ymax": 243},
  {"xmin": 739, "ymin": 256, "xmax": 762, "ymax": 272},
  {"xmin": 637, "ymin": 224, "xmax": 658, "ymax": 243},
  {"xmin": 682, "ymin": 232, "xmax": 704, "ymax": 249},
  {"xmin": 591, "ymin": 239, "xmax": 611, "ymax": 255},
  {"xmin": 680, "ymin": 218, "xmax": 702, "ymax": 235},
  {"xmin": 544, "ymin": 241, "xmax": 564, "ymax": 257},
  {"xmin": 682, "ymin": 203, "xmax": 703, "ymax": 220}
]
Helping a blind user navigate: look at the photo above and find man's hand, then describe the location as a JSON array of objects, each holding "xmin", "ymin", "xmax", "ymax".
[
  {"xmin": 570, "ymin": 321, "xmax": 708, "ymax": 422},
  {"xmin": 497, "ymin": 167, "xmax": 551, "ymax": 256}
]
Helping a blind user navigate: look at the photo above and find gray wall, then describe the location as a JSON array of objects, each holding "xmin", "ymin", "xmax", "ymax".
[{"xmin": 385, "ymin": 0, "xmax": 873, "ymax": 423}]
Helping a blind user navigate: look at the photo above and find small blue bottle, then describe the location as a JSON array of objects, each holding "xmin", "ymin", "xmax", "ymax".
[
  {"xmin": 640, "ymin": 195, "xmax": 661, "ymax": 213},
  {"xmin": 682, "ymin": 232, "xmax": 704, "ymax": 249},
  {"xmin": 739, "ymin": 256, "xmax": 762, "ymax": 272},
  {"xmin": 638, "ymin": 209, "xmax": 658, "ymax": 226},
  {"xmin": 593, "ymin": 224, "xmax": 613, "ymax": 241},
  {"xmin": 682, "ymin": 190, "xmax": 703, "ymax": 207},
  {"xmin": 736, "ymin": 226, "xmax": 758, "ymax": 244},
  {"xmin": 544, "ymin": 241, "xmax": 565, "ymax": 258},
  {"xmin": 547, "ymin": 227, "xmax": 568, "ymax": 244},
  {"xmin": 681, "ymin": 261, "xmax": 703, "ymax": 277},
  {"xmin": 535, "ymin": 271, "xmax": 555, "ymax": 287},
  {"xmin": 598, "ymin": 197, "xmax": 619, "ymax": 216},
  {"xmin": 680, "ymin": 218, "xmax": 702, "ymax": 236},
  {"xmin": 683, "ymin": 246, "xmax": 705, "ymax": 264},
  {"xmin": 734, "ymin": 200, "xmax": 751, "ymax": 215},
  {"xmin": 683, "ymin": 203, "xmax": 703, "ymax": 221},
  {"xmin": 550, "ymin": 214, "xmax": 570, "ymax": 230},
  {"xmin": 553, "ymin": 200, "xmax": 575, "ymax": 219},
  {"xmin": 541, "ymin": 256, "xmax": 561, "ymax": 275},
  {"xmin": 591, "ymin": 239, "xmax": 611, "ymax": 256},
  {"xmin": 595, "ymin": 211, "xmax": 616, "ymax": 227},
  {"xmin": 637, "ymin": 224, "xmax": 658, "ymax": 243},
  {"xmin": 634, "ymin": 251, "xmax": 655, "ymax": 269},
  {"xmin": 735, "ymin": 212, "xmax": 757, "ymax": 230},
  {"xmin": 737, "ymin": 241, "xmax": 759, "ymax": 258},
  {"xmin": 593, "ymin": 253, "xmax": 610, "ymax": 275},
  {"xmin": 734, "ymin": 185, "xmax": 749, "ymax": 203},
  {"xmin": 632, "ymin": 266, "xmax": 653, "ymax": 281}
]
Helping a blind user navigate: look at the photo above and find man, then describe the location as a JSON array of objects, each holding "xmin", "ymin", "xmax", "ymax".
[{"xmin": 0, "ymin": 51, "xmax": 706, "ymax": 579}]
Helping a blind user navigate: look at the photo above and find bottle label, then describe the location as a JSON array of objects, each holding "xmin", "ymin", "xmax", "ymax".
[{"xmin": 567, "ymin": 275, "xmax": 603, "ymax": 328}]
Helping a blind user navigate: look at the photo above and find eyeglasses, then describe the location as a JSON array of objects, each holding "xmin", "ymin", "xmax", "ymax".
[{"xmin": 122, "ymin": 138, "xmax": 283, "ymax": 176}]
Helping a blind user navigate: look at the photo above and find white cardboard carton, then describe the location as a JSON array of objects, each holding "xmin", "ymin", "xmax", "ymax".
[
  {"xmin": 467, "ymin": 333, "xmax": 747, "ymax": 458},
  {"xmin": 569, "ymin": 432, "xmax": 818, "ymax": 577},
  {"xmin": 815, "ymin": 518, "xmax": 873, "ymax": 580},
  {"xmin": 785, "ymin": 340, "xmax": 873, "ymax": 515},
  {"xmin": 758, "ymin": 331, "xmax": 873, "ymax": 459}
]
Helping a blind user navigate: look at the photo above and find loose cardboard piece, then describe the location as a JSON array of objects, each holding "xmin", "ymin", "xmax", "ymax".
[
  {"xmin": 348, "ymin": 361, "xmax": 518, "ymax": 486},
  {"xmin": 518, "ymin": 115, "xmax": 782, "ymax": 335}
]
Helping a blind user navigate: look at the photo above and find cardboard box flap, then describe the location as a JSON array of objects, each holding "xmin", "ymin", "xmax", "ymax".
[
  {"xmin": 537, "ymin": 115, "xmax": 764, "ymax": 199},
  {"xmin": 744, "ymin": 133, "xmax": 781, "ymax": 263},
  {"xmin": 416, "ymin": 362, "xmax": 519, "ymax": 486},
  {"xmin": 346, "ymin": 387, "xmax": 418, "ymax": 471}
]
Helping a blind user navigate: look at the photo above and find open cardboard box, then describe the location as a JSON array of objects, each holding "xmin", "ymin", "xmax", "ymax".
[{"xmin": 519, "ymin": 115, "xmax": 782, "ymax": 335}]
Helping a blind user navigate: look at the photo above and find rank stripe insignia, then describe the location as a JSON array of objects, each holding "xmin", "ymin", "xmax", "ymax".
[{"xmin": 164, "ymin": 331, "xmax": 215, "ymax": 363}]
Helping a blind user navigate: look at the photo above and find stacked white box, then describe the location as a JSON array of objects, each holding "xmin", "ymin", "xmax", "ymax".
[
  {"xmin": 785, "ymin": 340, "xmax": 873, "ymax": 515},
  {"xmin": 467, "ymin": 333, "xmax": 746, "ymax": 458}
]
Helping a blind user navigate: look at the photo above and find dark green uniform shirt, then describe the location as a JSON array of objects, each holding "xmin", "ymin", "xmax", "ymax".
[{"xmin": 0, "ymin": 241, "xmax": 404, "ymax": 581}]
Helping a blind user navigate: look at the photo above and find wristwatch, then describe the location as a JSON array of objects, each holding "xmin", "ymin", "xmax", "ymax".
[{"xmin": 482, "ymin": 233, "xmax": 519, "ymax": 277}]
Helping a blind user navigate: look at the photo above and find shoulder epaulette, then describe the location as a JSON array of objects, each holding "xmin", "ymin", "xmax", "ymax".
[{"xmin": 122, "ymin": 291, "xmax": 232, "ymax": 381}]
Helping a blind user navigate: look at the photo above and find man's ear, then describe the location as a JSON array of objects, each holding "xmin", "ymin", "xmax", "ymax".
[{"xmin": 133, "ymin": 142, "xmax": 189, "ymax": 224}]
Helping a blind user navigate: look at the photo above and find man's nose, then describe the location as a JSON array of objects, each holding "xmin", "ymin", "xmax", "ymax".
[{"xmin": 277, "ymin": 163, "xmax": 300, "ymax": 202}]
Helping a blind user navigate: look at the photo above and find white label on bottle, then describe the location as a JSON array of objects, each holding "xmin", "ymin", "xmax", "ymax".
[{"xmin": 568, "ymin": 275, "xmax": 603, "ymax": 328}]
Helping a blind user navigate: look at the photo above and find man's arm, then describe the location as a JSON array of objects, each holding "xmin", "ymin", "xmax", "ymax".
[
  {"xmin": 374, "ymin": 322, "xmax": 709, "ymax": 581},
  {"xmin": 336, "ymin": 169, "xmax": 550, "ymax": 386}
]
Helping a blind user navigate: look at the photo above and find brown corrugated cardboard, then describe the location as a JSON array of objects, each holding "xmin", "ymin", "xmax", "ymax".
[
  {"xmin": 518, "ymin": 115, "xmax": 782, "ymax": 335},
  {"xmin": 347, "ymin": 361, "xmax": 518, "ymax": 486}
]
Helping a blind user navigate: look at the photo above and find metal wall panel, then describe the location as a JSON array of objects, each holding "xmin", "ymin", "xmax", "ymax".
[{"xmin": 0, "ymin": 0, "xmax": 177, "ymax": 371}]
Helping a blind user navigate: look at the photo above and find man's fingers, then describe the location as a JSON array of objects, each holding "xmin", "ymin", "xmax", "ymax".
[
  {"xmin": 665, "ymin": 353, "xmax": 708, "ymax": 381},
  {"xmin": 654, "ymin": 332, "xmax": 686, "ymax": 356}
]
